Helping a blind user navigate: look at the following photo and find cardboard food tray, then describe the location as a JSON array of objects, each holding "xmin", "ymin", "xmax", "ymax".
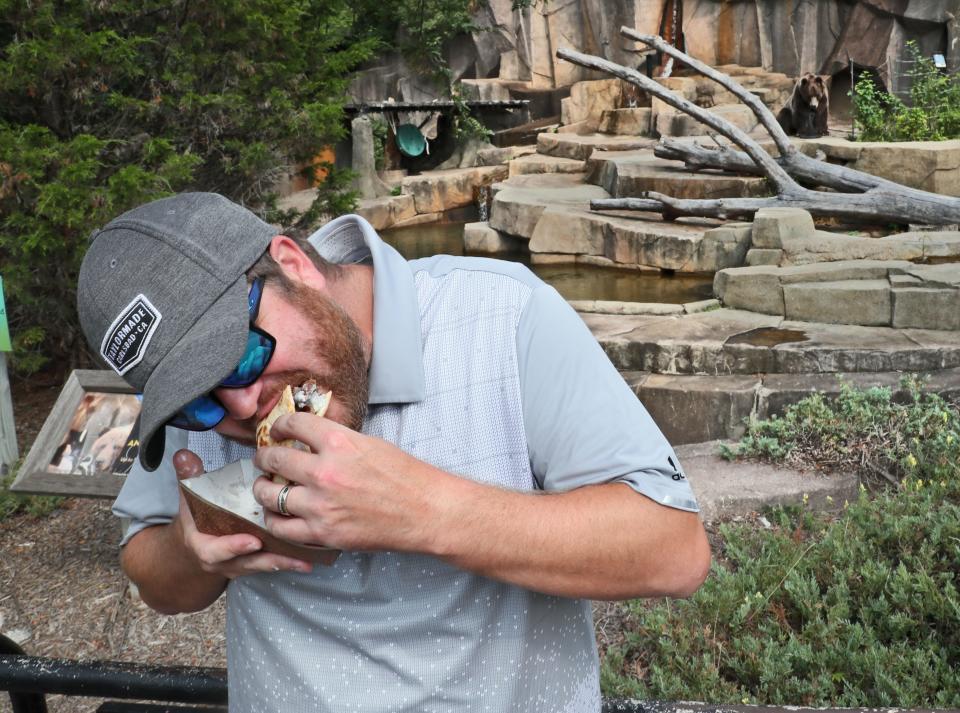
[{"xmin": 179, "ymin": 459, "xmax": 339, "ymax": 566}]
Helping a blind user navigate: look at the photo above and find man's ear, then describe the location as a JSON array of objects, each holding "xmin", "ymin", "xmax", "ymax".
[{"xmin": 267, "ymin": 235, "xmax": 326, "ymax": 289}]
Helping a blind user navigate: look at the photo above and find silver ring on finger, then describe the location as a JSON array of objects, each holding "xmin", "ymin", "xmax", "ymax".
[{"xmin": 277, "ymin": 484, "xmax": 293, "ymax": 517}]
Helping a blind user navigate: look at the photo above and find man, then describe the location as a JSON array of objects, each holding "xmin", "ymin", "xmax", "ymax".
[{"xmin": 78, "ymin": 192, "xmax": 710, "ymax": 712}]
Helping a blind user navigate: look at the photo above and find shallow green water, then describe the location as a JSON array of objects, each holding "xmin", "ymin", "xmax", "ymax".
[{"xmin": 381, "ymin": 221, "xmax": 715, "ymax": 304}]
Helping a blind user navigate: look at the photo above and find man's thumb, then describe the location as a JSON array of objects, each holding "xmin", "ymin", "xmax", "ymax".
[{"xmin": 173, "ymin": 449, "xmax": 205, "ymax": 481}]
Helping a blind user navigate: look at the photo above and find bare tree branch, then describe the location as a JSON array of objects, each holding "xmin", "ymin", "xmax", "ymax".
[
  {"xmin": 591, "ymin": 191, "xmax": 954, "ymax": 224},
  {"xmin": 619, "ymin": 27, "xmax": 796, "ymax": 158},
  {"xmin": 555, "ymin": 46, "xmax": 799, "ymax": 195},
  {"xmin": 555, "ymin": 36, "xmax": 960, "ymax": 225}
]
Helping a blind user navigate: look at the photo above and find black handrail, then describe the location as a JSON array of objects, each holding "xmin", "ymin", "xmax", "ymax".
[
  {"xmin": 0, "ymin": 653, "xmax": 226, "ymax": 706},
  {"xmin": 0, "ymin": 635, "xmax": 46, "ymax": 713},
  {"xmin": 0, "ymin": 650, "xmax": 664, "ymax": 711}
]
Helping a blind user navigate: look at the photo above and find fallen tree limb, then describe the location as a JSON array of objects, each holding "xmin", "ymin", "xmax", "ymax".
[
  {"xmin": 619, "ymin": 27, "xmax": 796, "ymax": 159},
  {"xmin": 556, "ymin": 37, "xmax": 960, "ymax": 225},
  {"xmin": 591, "ymin": 192, "xmax": 955, "ymax": 224},
  {"xmin": 623, "ymin": 28, "xmax": 960, "ymax": 199},
  {"xmin": 653, "ymin": 137, "xmax": 951, "ymax": 199},
  {"xmin": 555, "ymin": 47, "xmax": 796, "ymax": 195}
]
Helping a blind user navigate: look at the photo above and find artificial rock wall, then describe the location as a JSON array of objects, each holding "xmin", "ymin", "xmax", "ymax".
[{"xmin": 350, "ymin": 0, "xmax": 960, "ymax": 103}]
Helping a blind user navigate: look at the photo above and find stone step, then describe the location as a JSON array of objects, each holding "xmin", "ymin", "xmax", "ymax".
[
  {"xmin": 656, "ymin": 104, "xmax": 759, "ymax": 137},
  {"xmin": 536, "ymin": 132, "xmax": 658, "ymax": 160},
  {"xmin": 492, "ymin": 116, "xmax": 561, "ymax": 148},
  {"xmin": 400, "ymin": 165, "xmax": 508, "ymax": 214},
  {"xmin": 488, "ymin": 173, "xmax": 607, "ymax": 239},
  {"xmin": 508, "ymin": 154, "xmax": 586, "ymax": 177},
  {"xmin": 583, "ymin": 307, "xmax": 960, "ymax": 375},
  {"xmin": 598, "ymin": 108, "xmax": 653, "ymax": 136},
  {"xmin": 355, "ymin": 194, "xmax": 416, "ymax": 231},
  {"xmin": 560, "ymin": 78, "xmax": 625, "ymax": 128},
  {"xmin": 488, "ymin": 175, "xmax": 747, "ymax": 272},
  {"xmin": 716, "ymin": 260, "xmax": 960, "ymax": 330},
  {"xmin": 476, "ymin": 144, "xmax": 537, "ymax": 166},
  {"xmin": 586, "ymin": 150, "xmax": 771, "ymax": 200},
  {"xmin": 624, "ymin": 367, "xmax": 960, "ymax": 447}
]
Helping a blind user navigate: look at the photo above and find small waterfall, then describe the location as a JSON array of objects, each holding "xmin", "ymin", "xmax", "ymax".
[{"xmin": 476, "ymin": 185, "xmax": 491, "ymax": 222}]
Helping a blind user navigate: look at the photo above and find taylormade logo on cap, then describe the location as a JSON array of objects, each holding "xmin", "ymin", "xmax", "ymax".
[{"xmin": 100, "ymin": 294, "xmax": 162, "ymax": 375}]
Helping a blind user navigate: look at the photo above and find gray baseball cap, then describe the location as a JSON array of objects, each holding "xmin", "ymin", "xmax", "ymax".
[{"xmin": 77, "ymin": 193, "xmax": 278, "ymax": 470}]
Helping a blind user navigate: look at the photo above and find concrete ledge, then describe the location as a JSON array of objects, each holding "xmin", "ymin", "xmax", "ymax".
[
  {"xmin": 631, "ymin": 373, "xmax": 760, "ymax": 444},
  {"xmin": 584, "ymin": 308, "xmax": 960, "ymax": 375},
  {"xmin": 676, "ymin": 440, "xmax": 860, "ymax": 524},
  {"xmin": 783, "ymin": 280, "xmax": 891, "ymax": 326},
  {"xmin": 571, "ymin": 299, "xmax": 720, "ymax": 316},
  {"xmin": 401, "ymin": 165, "xmax": 508, "ymax": 214},
  {"xmin": 570, "ymin": 301, "xmax": 684, "ymax": 316}
]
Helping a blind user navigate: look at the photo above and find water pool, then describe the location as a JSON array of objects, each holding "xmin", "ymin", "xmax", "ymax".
[{"xmin": 381, "ymin": 221, "xmax": 714, "ymax": 304}]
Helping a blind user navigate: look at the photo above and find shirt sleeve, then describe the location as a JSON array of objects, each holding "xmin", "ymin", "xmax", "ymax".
[
  {"xmin": 516, "ymin": 283, "xmax": 699, "ymax": 512},
  {"xmin": 112, "ymin": 426, "xmax": 187, "ymax": 546}
]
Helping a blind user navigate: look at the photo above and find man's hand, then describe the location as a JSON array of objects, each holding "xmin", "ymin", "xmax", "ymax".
[
  {"xmin": 252, "ymin": 413, "xmax": 445, "ymax": 553},
  {"xmin": 173, "ymin": 449, "xmax": 313, "ymax": 577},
  {"xmin": 251, "ymin": 413, "xmax": 710, "ymax": 600}
]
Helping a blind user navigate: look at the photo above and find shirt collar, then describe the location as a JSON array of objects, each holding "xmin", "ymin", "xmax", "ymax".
[{"xmin": 306, "ymin": 214, "xmax": 425, "ymax": 404}]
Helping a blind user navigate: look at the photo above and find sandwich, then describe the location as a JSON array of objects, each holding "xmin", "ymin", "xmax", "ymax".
[
  {"xmin": 256, "ymin": 380, "xmax": 332, "ymax": 484},
  {"xmin": 178, "ymin": 379, "xmax": 339, "ymax": 564}
]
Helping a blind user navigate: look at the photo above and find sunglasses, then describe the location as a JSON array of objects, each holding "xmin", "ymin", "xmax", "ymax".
[{"xmin": 167, "ymin": 277, "xmax": 276, "ymax": 431}]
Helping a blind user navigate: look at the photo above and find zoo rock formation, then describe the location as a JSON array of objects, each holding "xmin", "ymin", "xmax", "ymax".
[{"xmin": 348, "ymin": 0, "xmax": 960, "ymax": 103}]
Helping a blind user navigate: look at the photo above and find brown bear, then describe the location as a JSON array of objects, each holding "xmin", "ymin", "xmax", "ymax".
[{"xmin": 777, "ymin": 73, "xmax": 829, "ymax": 138}]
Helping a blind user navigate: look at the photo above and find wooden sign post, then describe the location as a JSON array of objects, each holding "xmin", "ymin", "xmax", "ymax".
[{"xmin": 0, "ymin": 276, "xmax": 17, "ymax": 476}]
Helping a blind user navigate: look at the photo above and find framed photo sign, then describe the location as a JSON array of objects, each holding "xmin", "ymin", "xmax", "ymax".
[{"xmin": 12, "ymin": 370, "xmax": 141, "ymax": 499}]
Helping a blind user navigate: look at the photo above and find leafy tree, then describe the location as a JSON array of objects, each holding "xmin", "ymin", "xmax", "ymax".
[
  {"xmin": 1, "ymin": 0, "xmax": 488, "ymax": 373},
  {"xmin": 0, "ymin": 0, "xmax": 381, "ymax": 372}
]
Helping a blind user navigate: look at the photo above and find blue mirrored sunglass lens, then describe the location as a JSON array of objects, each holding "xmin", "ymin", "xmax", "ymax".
[
  {"xmin": 219, "ymin": 329, "xmax": 274, "ymax": 387},
  {"xmin": 169, "ymin": 395, "xmax": 225, "ymax": 430}
]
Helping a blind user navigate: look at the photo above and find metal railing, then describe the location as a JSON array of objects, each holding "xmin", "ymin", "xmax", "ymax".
[{"xmin": 1, "ymin": 633, "xmax": 663, "ymax": 713}]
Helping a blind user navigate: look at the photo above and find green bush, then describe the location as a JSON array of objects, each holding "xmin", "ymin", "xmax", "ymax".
[
  {"xmin": 721, "ymin": 377, "xmax": 958, "ymax": 487},
  {"xmin": 2, "ymin": 1, "xmax": 489, "ymax": 374},
  {"xmin": 851, "ymin": 42, "xmax": 960, "ymax": 142},
  {"xmin": 1, "ymin": 0, "xmax": 388, "ymax": 373},
  {"xmin": 602, "ymin": 380, "xmax": 960, "ymax": 706}
]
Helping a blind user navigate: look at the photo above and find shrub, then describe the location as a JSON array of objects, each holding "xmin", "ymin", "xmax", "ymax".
[
  {"xmin": 721, "ymin": 377, "xmax": 958, "ymax": 488},
  {"xmin": 601, "ymin": 380, "xmax": 960, "ymax": 706},
  {"xmin": 851, "ymin": 42, "xmax": 960, "ymax": 142},
  {"xmin": 1, "ymin": 0, "xmax": 490, "ymax": 374},
  {"xmin": 0, "ymin": 0, "xmax": 382, "ymax": 373}
]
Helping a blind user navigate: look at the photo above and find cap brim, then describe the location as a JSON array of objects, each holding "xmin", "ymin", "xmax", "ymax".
[{"xmin": 137, "ymin": 276, "xmax": 250, "ymax": 470}]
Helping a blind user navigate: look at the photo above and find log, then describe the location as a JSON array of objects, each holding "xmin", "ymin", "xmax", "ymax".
[
  {"xmin": 628, "ymin": 27, "xmax": 960, "ymax": 205},
  {"xmin": 619, "ymin": 27, "xmax": 796, "ymax": 158},
  {"xmin": 555, "ymin": 35, "xmax": 960, "ymax": 225},
  {"xmin": 555, "ymin": 47, "xmax": 795, "ymax": 194},
  {"xmin": 591, "ymin": 192, "xmax": 956, "ymax": 224},
  {"xmin": 654, "ymin": 137, "xmax": 960, "ymax": 201}
]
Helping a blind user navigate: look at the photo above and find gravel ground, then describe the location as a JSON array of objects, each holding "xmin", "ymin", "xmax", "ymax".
[{"xmin": 2, "ymin": 373, "xmax": 227, "ymax": 712}]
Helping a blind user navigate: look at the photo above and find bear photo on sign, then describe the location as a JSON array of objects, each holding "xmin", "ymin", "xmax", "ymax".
[{"xmin": 777, "ymin": 73, "xmax": 830, "ymax": 139}]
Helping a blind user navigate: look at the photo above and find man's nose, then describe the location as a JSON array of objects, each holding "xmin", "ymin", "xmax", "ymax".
[{"xmin": 213, "ymin": 384, "xmax": 260, "ymax": 421}]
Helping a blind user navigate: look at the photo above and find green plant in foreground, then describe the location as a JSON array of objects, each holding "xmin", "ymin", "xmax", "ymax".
[{"xmin": 602, "ymin": 380, "xmax": 960, "ymax": 706}]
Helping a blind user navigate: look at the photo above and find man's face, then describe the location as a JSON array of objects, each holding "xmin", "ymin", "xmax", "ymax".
[{"xmin": 212, "ymin": 278, "xmax": 369, "ymax": 443}]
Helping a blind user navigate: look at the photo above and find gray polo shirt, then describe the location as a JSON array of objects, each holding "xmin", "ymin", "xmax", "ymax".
[{"xmin": 114, "ymin": 215, "xmax": 697, "ymax": 713}]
